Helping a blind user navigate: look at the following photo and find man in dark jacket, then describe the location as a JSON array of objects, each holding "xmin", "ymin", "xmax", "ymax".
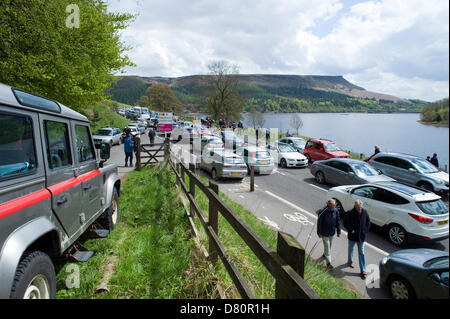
[
  {"xmin": 430, "ymin": 153, "xmax": 439, "ymax": 168},
  {"xmin": 148, "ymin": 127, "xmax": 156, "ymax": 145},
  {"xmin": 317, "ymin": 199, "xmax": 341, "ymax": 269},
  {"xmin": 344, "ymin": 200, "xmax": 371, "ymax": 279}
]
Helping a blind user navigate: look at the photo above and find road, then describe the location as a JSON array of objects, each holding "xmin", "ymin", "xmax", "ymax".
[{"xmin": 107, "ymin": 129, "xmax": 449, "ymax": 299}]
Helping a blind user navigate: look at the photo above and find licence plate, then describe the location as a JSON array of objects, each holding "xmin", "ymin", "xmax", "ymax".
[
  {"xmin": 259, "ymin": 160, "xmax": 269, "ymax": 164},
  {"xmin": 232, "ymin": 172, "xmax": 241, "ymax": 176},
  {"xmin": 437, "ymin": 220, "xmax": 448, "ymax": 226}
]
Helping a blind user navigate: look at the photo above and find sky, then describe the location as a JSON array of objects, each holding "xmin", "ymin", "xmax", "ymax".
[{"xmin": 105, "ymin": 0, "xmax": 449, "ymax": 102}]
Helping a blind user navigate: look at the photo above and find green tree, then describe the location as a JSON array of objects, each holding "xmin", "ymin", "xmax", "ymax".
[
  {"xmin": 0, "ymin": 0, "xmax": 135, "ymax": 112},
  {"xmin": 146, "ymin": 83, "xmax": 181, "ymax": 113}
]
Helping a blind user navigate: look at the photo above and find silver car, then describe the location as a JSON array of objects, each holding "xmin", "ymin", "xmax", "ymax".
[
  {"xmin": 200, "ymin": 149, "xmax": 248, "ymax": 180},
  {"xmin": 236, "ymin": 146, "xmax": 275, "ymax": 174},
  {"xmin": 278, "ymin": 137, "xmax": 307, "ymax": 153},
  {"xmin": 194, "ymin": 135, "xmax": 224, "ymax": 153},
  {"xmin": 369, "ymin": 152, "xmax": 449, "ymax": 195},
  {"xmin": 311, "ymin": 158, "xmax": 395, "ymax": 186},
  {"xmin": 92, "ymin": 127, "xmax": 122, "ymax": 147}
]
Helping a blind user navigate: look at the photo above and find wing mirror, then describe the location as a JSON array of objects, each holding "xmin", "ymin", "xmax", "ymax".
[
  {"xmin": 430, "ymin": 273, "xmax": 441, "ymax": 284},
  {"xmin": 99, "ymin": 142, "xmax": 111, "ymax": 167}
]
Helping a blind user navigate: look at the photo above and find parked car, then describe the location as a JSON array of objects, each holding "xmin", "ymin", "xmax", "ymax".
[
  {"xmin": 303, "ymin": 138, "xmax": 349, "ymax": 163},
  {"xmin": 218, "ymin": 130, "xmax": 244, "ymax": 150},
  {"xmin": 92, "ymin": 127, "xmax": 122, "ymax": 147},
  {"xmin": 278, "ymin": 137, "xmax": 307, "ymax": 153},
  {"xmin": 327, "ymin": 181, "xmax": 449, "ymax": 246},
  {"xmin": 200, "ymin": 149, "xmax": 248, "ymax": 181},
  {"xmin": 369, "ymin": 152, "xmax": 449, "ymax": 195},
  {"xmin": 236, "ymin": 146, "xmax": 275, "ymax": 174},
  {"xmin": 311, "ymin": 158, "xmax": 395, "ymax": 185},
  {"xmin": 380, "ymin": 248, "xmax": 448, "ymax": 299},
  {"xmin": 268, "ymin": 142, "xmax": 308, "ymax": 168},
  {"xmin": 194, "ymin": 135, "xmax": 224, "ymax": 153},
  {"xmin": 0, "ymin": 83, "xmax": 120, "ymax": 299}
]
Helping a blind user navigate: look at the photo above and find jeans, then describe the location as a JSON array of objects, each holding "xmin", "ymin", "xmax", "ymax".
[
  {"xmin": 348, "ymin": 240, "xmax": 366, "ymax": 272},
  {"xmin": 322, "ymin": 236, "xmax": 334, "ymax": 264},
  {"xmin": 125, "ymin": 152, "xmax": 133, "ymax": 165}
]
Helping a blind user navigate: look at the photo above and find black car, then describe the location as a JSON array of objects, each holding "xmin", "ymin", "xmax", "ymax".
[{"xmin": 379, "ymin": 248, "xmax": 448, "ymax": 299}]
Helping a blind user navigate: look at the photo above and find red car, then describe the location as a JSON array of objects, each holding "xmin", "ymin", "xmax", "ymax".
[{"xmin": 303, "ymin": 138, "xmax": 350, "ymax": 163}]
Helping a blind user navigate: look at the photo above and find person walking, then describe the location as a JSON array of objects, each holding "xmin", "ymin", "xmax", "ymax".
[
  {"xmin": 123, "ymin": 129, "xmax": 134, "ymax": 167},
  {"xmin": 430, "ymin": 153, "xmax": 439, "ymax": 168},
  {"xmin": 317, "ymin": 199, "xmax": 341, "ymax": 269},
  {"xmin": 344, "ymin": 200, "xmax": 371, "ymax": 279},
  {"xmin": 148, "ymin": 127, "xmax": 156, "ymax": 145},
  {"xmin": 265, "ymin": 129, "xmax": 270, "ymax": 145}
]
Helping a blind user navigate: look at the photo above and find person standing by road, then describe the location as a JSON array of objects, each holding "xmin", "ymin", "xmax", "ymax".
[
  {"xmin": 367, "ymin": 145, "xmax": 380, "ymax": 162},
  {"xmin": 430, "ymin": 153, "xmax": 439, "ymax": 168},
  {"xmin": 317, "ymin": 199, "xmax": 341, "ymax": 269},
  {"xmin": 123, "ymin": 129, "xmax": 134, "ymax": 167},
  {"xmin": 148, "ymin": 127, "xmax": 156, "ymax": 145},
  {"xmin": 344, "ymin": 200, "xmax": 371, "ymax": 279}
]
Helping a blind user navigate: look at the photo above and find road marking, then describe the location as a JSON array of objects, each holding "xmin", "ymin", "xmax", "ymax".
[
  {"xmin": 308, "ymin": 183, "xmax": 327, "ymax": 192},
  {"xmin": 264, "ymin": 190, "xmax": 389, "ymax": 256},
  {"xmin": 239, "ymin": 195, "xmax": 245, "ymax": 199},
  {"xmin": 258, "ymin": 216, "xmax": 280, "ymax": 230},
  {"xmin": 276, "ymin": 171, "xmax": 286, "ymax": 176}
]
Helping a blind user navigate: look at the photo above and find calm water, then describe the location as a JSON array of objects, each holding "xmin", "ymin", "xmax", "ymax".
[{"xmin": 242, "ymin": 113, "xmax": 449, "ymax": 169}]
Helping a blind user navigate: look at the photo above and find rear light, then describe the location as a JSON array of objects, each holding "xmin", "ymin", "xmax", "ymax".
[
  {"xmin": 240, "ymin": 166, "xmax": 247, "ymax": 169},
  {"xmin": 408, "ymin": 213, "xmax": 433, "ymax": 224},
  {"xmin": 223, "ymin": 165, "xmax": 232, "ymax": 168}
]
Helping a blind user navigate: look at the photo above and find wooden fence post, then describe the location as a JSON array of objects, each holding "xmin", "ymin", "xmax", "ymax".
[
  {"xmin": 250, "ymin": 165, "xmax": 255, "ymax": 192},
  {"xmin": 209, "ymin": 180, "xmax": 219, "ymax": 264},
  {"xmin": 164, "ymin": 137, "xmax": 170, "ymax": 163},
  {"xmin": 275, "ymin": 232, "xmax": 306, "ymax": 299},
  {"xmin": 189, "ymin": 163, "xmax": 196, "ymax": 217},
  {"xmin": 135, "ymin": 135, "xmax": 141, "ymax": 171}
]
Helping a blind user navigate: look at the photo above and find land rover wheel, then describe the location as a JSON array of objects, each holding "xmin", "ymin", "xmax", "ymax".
[
  {"xmin": 100, "ymin": 188, "xmax": 120, "ymax": 231},
  {"xmin": 10, "ymin": 251, "xmax": 56, "ymax": 299},
  {"xmin": 211, "ymin": 168, "xmax": 218, "ymax": 181}
]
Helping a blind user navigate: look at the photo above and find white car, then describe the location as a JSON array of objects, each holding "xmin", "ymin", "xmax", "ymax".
[
  {"xmin": 327, "ymin": 181, "xmax": 449, "ymax": 246},
  {"xmin": 268, "ymin": 142, "xmax": 308, "ymax": 168}
]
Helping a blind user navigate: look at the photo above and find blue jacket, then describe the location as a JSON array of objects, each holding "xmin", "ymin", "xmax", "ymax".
[
  {"xmin": 317, "ymin": 207, "xmax": 341, "ymax": 237},
  {"xmin": 343, "ymin": 208, "xmax": 371, "ymax": 242},
  {"xmin": 124, "ymin": 135, "xmax": 134, "ymax": 153}
]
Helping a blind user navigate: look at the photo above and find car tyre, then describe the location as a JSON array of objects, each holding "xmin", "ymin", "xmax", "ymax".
[
  {"xmin": 388, "ymin": 275, "xmax": 415, "ymax": 299},
  {"xmin": 387, "ymin": 224, "xmax": 407, "ymax": 247},
  {"xmin": 10, "ymin": 251, "xmax": 56, "ymax": 299},
  {"xmin": 99, "ymin": 188, "xmax": 119, "ymax": 231},
  {"xmin": 305, "ymin": 154, "xmax": 312, "ymax": 164},
  {"xmin": 315, "ymin": 171, "xmax": 325, "ymax": 184},
  {"xmin": 211, "ymin": 168, "xmax": 218, "ymax": 181},
  {"xmin": 280, "ymin": 158, "xmax": 287, "ymax": 168}
]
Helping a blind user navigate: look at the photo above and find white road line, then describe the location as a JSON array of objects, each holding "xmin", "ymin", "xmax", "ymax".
[
  {"xmin": 308, "ymin": 183, "xmax": 327, "ymax": 192},
  {"xmin": 239, "ymin": 195, "xmax": 245, "ymax": 199},
  {"xmin": 264, "ymin": 190, "xmax": 389, "ymax": 256}
]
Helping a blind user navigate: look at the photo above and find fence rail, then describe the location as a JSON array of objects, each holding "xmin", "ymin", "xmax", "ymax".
[{"xmin": 169, "ymin": 155, "xmax": 319, "ymax": 299}]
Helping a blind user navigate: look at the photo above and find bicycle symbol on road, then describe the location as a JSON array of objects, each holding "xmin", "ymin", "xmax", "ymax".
[{"xmin": 283, "ymin": 212, "xmax": 314, "ymax": 226}]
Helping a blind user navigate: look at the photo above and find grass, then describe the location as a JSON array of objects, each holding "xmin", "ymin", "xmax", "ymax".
[
  {"xmin": 183, "ymin": 171, "xmax": 360, "ymax": 299},
  {"xmin": 81, "ymin": 100, "xmax": 130, "ymax": 132},
  {"xmin": 55, "ymin": 166, "xmax": 217, "ymax": 299}
]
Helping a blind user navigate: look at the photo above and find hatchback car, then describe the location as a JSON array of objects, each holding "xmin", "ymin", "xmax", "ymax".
[
  {"xmin": 219, "ymin": 130, "xmax": 244, "ymax": 150},
  {"xmin": 311, "ymin": 158, "xmax": 395, "ymax": 186},
  {"xmin": 380, "ymin": 248, "xmax": 448, "ymax": 299},
  {"xmin": 327, "ymin": 181, "xmax": 449, "ymax": 246},
  {"xmin": 278, "ymin": 137, "xmax": 307, "ymax": 153},
  {"xmin": 236, "ymin": 146, "xmax": 275, "ymax": 174},
  {"xmin": 268, "ymin": 142, "xmax": 308, "ymax": 168},
  {"xmin": 369, "ymin": 152, "xmax": 449, "ymax": 195},
  {"xmin": 200, "ymin": 149, "xmax": 248, "ymax": 180},
  {"xmin": 92, "ymin": 127, "xmax": 122, "ymax": 147},
  {"xmin": 194, "ymin": 135, "xmax": 224, "ymax": 154},
  {"xmin": 303, "ymin": 138, "xmax": 349, "ymax": 163}
]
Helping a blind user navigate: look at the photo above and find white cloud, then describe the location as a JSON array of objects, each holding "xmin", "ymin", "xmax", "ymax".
[{"xmin": 107, "ymin": 0, "xmax": 449, "ymax": 101}]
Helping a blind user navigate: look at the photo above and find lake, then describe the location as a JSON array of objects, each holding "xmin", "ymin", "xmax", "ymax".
[{"xmin": 242, "ymin": 112, "xmax": 449, "ymax": 169}]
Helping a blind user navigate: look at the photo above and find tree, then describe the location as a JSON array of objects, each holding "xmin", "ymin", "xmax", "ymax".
[
  {"xmin": 249, "ymin": 107, "xmax": 265, "ymax": 129},
  {"xmin": 146, "ymin": 83, "xmax": 181, "ymax": 113},
  {"xmin": 205, "ymin": 60, "xmax": 243, "ymax": 122},
  {"xmin": 0, "ymin": 0, "xmax": 135, "ymax": 112},
  {"xmin": 139, "ymin": 95, "xmax": 151, "ymax": 108},
  {"xmin": 289, "ymin": 114, "xmax": 303, "ymax": 135}
]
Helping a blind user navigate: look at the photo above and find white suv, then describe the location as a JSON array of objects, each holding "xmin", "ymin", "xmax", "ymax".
[{"xmin": 327, "ymin": 181, "xmax": 449, "ymax": 246}]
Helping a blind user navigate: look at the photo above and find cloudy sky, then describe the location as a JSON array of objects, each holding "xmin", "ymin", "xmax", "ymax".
[{"xmin": 106, "ymin": 0, "xmax": 449, "ymax": 102}]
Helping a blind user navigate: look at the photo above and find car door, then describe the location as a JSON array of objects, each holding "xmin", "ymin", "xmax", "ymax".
[
  {"xmin": 333, "ymin": 162, "xmax": 358, "ymax": 185},
  {"xmin": 423, "ymin": 270, "xmax": 449, "ymax": 299},
  {"xmin": 72, "ymin": 122, "xmax": 102, "ymax": 222},
  {"xmin": 388, "ymin": 158, "xmax": 414, "ymax": 184},
  {"xmin": 350, "ymin": 186, "xmax": 384, "ymax": 226},
  {"xmin": 323, "ymin": 161, "xmax": 340, "ymax": 184},
  {"xmin": 314, "ymin": 142, "xmax": 327, "ymax": 160},
  {"xmin": 40, "ymin": 114, "xmax": 82, "ymax": 237}
]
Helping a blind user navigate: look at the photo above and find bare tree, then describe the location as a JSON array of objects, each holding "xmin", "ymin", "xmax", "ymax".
[
  {"xmin": 289, "ymin": 114, "xmax": 303, "ymax": 135},
  {"xmin": 206, "ymin": 60, "xmax": 243, "ymax": 122},
  {"xmin": 249, "ymin": 107, "xmax": 265, "ymax": 129}
]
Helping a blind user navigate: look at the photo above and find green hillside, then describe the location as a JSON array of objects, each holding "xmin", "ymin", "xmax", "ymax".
[{"xmin": 106, "ymin": 75, "xmax": 427, "ymax": 113}]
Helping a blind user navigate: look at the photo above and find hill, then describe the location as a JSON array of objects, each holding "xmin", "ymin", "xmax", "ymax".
[{"xmin": 106, "ymin": 75, "xmax": 427, "ymax": 113}]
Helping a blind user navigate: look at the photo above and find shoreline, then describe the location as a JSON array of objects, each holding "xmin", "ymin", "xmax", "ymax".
[{"xmin": 417, "ymin": 120, "xmax": 449, "ymax": 128}]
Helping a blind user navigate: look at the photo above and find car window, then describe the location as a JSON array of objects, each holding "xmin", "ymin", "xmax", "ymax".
[
  {"xmin": 330, "ymin": 161, "xmax": 351, "ymax": 173},
  {"xmin": 441, "ymin": 272, "xmax": 449, "ymax": 287},
  {"xmin": 314, "ymin": 143, "xmax": 322, "ymax": 150},
  {"xmin": 410, "ymin": 158, "xmax": 440, "ymax": 174},
  {"xmin": 416, "ymin": 199, "xmax": 449, "ymax": 216},
  {"xmin": 372, "ymin": 188, "xmax": 409, "ymax": 205},
  {"xmin": 392, "ymin": 158, "xmax": 413, "ymax": 170},
  {"xmin": 373, "ymin": 156, "xmax": 395, "ymax": 165},
  {"xmin": 352, "ymin": 186, "xmax": 377, "ymax": 199},
  {"xmin": 306, "ymin": 141, "xmax": 314, "ymax": 148},
  {"xmin": 44, "ymin": 120, "xmax": 72, "ymax": 169},
  {"xmin": 324, "ymin": 143, "xmax": 341, "ymax": 152},
  {"xmin": 352, "ymin": 163, "xmax": 379, "ymax": 177},
  {"xmin": 0, "ymin": 112, "xmax": 37, "ymax": 179},
  {"xmin": 75, "ymin": 125, "xmax": 95, "ymax": 162}
]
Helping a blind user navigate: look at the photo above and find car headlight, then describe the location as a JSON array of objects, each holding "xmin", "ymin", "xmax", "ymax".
[
  {"xmin": 380, "ymin": 256, "xmax": 389, "ymax": 265},
  {"xmin": 436, "ymin": 179, "xmax": 446, "ymax": 185}
]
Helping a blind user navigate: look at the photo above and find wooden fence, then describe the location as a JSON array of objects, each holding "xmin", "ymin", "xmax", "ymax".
[
  {"xmin": 135, "ymin": 136, "xmax": 170, "ymax": 171},
  {"xmin": 169, "ymin": 156, "xmax": 319, "ymax": 299}
]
